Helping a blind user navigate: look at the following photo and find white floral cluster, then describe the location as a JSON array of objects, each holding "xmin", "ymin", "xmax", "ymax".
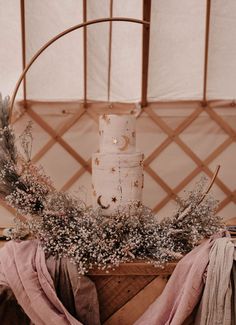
[{"xmin": 26, "ymin": 186, "xmax": 223, "ymax": 275}]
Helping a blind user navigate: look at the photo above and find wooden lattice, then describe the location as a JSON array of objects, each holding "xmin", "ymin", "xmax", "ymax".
[{"xmin": 1, "ymin": 99, "xmax": 235, "ymax": 222}]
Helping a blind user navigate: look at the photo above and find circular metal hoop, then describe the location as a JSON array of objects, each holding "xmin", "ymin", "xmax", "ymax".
[{"xmin": 10, "ymin": 17, "xmax": 150, "ymax": 121}]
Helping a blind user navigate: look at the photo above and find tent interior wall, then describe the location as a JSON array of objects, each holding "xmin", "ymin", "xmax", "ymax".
[{"xmin": 0, "ymin": 0, "xmax": 236, "ymax": 226}]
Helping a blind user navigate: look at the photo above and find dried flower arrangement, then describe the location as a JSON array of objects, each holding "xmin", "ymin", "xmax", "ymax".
[{"xmin": 0, "ymin": 95, "xmax": 224, "ymax": 274}]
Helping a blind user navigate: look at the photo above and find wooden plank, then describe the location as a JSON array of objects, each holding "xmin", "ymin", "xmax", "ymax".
[
  {"xmin": 144, "ymin": 106, "xmax": 203, "ymax": 166},
  {"xmin": 27, "ymin": 108, "xmax": 90, "ymax": 171},
  {"xmin": 59, "ymin": 159, "xmax": 92, "ymax": 192},
  {"xmin": 88, "ymin": 261, "xmax": 177, "ymax": 276},
  {"xmin": 14, "ymin": 98, "xmax": 236, "ymax": 109},
  {"xmin": 91, "ymin": 275, "xmax": 156, "ymax": 322},
  {"xmin": 104, "ymin": 275, "xmax": 168, "ymax": 325},
  {"xmin": 206, "ymin": 107, "xmax": 236, "ymax": 138},
  {"xmin": 145, "ymin": 166, "xmax": 175, "ymax": 197},
  {"xmin": 31, "ymin": 107, "xmax": 86, "ymax": 163}
]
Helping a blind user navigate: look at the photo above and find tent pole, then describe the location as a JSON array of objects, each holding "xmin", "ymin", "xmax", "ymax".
[
  {"xmin": 203, "ymin": 0, "xmax": 211, "ymax": 106},
  {"xmin": 141, "ymin": 0, "xmax": 151, "ymax": 108}
]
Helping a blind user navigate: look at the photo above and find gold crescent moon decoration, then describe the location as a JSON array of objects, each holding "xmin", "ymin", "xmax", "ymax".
[
  {"xmin": 118, "ymin": 135, "xmax": 130, "ymax": 151},
  {"xmin": 97, "ymin": 195, "xmax": 110, "ymax": 209}
]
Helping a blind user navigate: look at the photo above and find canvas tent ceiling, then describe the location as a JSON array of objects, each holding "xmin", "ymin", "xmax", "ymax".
[
  {"xmin": 2, "ymin": 0, "xmax": 236, "ymax": 103},
  {"xmin": 0, "ymin": 0, "xmax": 236, "ymax": 226}
]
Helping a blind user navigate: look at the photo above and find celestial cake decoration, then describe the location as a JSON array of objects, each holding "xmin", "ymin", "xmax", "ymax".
[
  {"xmin": 97, "ymin": 195, "xmax": 110, "ymax": 209},
  {"xmin": 92, "ymin": 114, "xmax": 143, "ymax": 215},
  {"xmin": 111, "ymin": 196, "xmax": 117, "ymax": 203},
  {"xmin": 118, "ymin": 135, "xmax": 130, "ymax": 151},
  {"xmin": 101, "ymin": 114, "xmax": 110, "ymax": 124},
  {"xmin": 112, "ymin": 137, "xmax": 118, "ymax": 144},
  {"xmin": 94, "ymin": 157, "xmax": 100, "ymax": 165}
]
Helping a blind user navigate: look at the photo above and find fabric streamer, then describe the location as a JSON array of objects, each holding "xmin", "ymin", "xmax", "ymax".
[
  {"xmin": 194, "ymin": 237, "xmax": 235, "ymax": 325},
  {"xmin": 134, "ymin": 232, "xmax": 227, "ymax": 325},
  {"xmin": 0, "ymin": 240, "xmax": 100, "ymax": 325}
]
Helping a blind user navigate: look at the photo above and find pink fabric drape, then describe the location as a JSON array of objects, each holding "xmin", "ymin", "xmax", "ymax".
[
  {"xmin": 0, "ymin": 240, "xmax": 82, "ymax": 325},
  {"xmin": 135, "ymin": 233, "xmax": 226, "ymax": 325}
]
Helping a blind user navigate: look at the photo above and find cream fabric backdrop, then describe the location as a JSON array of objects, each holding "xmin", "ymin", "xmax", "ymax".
[{"xmin": 0, "ymin": 0, "xmax": 236, "ymax": 226}]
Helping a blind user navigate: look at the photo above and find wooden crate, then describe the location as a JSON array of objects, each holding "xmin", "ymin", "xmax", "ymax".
[{"xmin": 89, "ymin": 262, "xmax": 177, "ymax": 325}]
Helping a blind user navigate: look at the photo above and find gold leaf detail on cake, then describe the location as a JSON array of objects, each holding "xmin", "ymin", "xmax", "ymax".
[
  {"xmin": 97, "ymin": 195, "xmax": 110, "ymax": 209},
  {"xmin": 118, "ymin": 135, "xmax": 130, "ymax": 151},
  {"xmin": 139, "ymin": 160, "xmax": 144, "ymax": 167},
  {"xmin": 94, "ymin": 157, "xmax": 100, "ymax": 165},
  {"xmin": 112, "ymin": 137, "xmax": 118, "ymax": 144},
  {"xmin": 101, "ymin": 114, "xmax": 110, "ymax": 124}
]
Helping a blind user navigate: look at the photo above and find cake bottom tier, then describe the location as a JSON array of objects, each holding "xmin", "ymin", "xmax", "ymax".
[{"xmin": 92, "ymin": 152, "xmax": 144, "ymax": 215}]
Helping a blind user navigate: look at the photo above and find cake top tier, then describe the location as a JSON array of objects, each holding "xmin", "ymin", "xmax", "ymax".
[{"xmin": 99, "ymin": 114, "xmax": 136, "ymax": 153}]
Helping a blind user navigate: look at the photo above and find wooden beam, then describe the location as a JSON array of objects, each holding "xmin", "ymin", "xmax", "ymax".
[
  {"xmin": 20, "ymin": 0, "xmax": 27, "ymax": 102},
  {"xmin": 203, "ymin": 0, "xmax": 211, "ymax": 105},
  {"xmin": 107, "ymin": 0, "xmax": 113, "ymax": 102},
  {"xmin": 27, "ymin": 108, "xmax": 90, "ymax": 171},
  {"xmin": 83, "ymin": 0, "xmax": 87, "ymax": 107},
  {"xmin": 141, "ymin": 0, "xmax": 152, "ymax": 107}
]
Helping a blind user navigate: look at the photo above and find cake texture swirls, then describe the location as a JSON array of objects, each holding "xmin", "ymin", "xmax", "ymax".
[{"xmin": 92, "ymin": 114, "xmax": 144, "ymax": 214}]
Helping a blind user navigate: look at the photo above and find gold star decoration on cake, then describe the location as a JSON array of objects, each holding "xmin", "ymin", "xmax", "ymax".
[
  {"xmin": 94, "ymin": 157, "xmax": 100, "ymax": 165},
  {"xmin": 101, "ymin": 114, "xmax": 110, "ymax": 124},
  {"xmin": 111, "ymin": 196, "xmax": 117, "ymax": 203},
  {"xmin": 134, "ymin": 180, "xmax": 139, "ymax": 187},
  {"xmin": 112, "ymin": 137, "xmax": 118, "ymax": 144}
]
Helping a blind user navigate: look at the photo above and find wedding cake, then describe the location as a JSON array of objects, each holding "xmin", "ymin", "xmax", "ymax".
[{"xmin": 92, "ymin": 114, "xmax": 144, "ymax": 215}]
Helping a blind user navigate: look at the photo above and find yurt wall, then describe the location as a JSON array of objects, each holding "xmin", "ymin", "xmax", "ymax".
[{"xmin": 0, "ymin": 0, "xmax": 236, "ymax": 226}]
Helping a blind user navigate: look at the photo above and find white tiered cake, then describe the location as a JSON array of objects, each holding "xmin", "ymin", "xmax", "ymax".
[{"xmin": 92, "ymin": 114, "xmax": 144, "ymax": 215}]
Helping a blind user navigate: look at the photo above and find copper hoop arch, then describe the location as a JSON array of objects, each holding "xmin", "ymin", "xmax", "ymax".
[{"xmin": 9, "ymin": 17, "xmax": 150, "ymax": 120}]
